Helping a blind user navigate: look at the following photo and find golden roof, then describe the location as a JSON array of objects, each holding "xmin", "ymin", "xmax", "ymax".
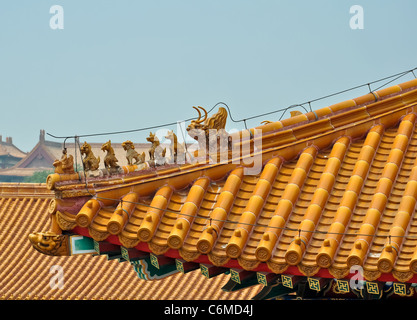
[
  {"xmin": 26, "ymin": 77, "xmax": 417, "ymax": 298},
  {"xmin": 0, "ymin": 184, "xmax": 261, "ymax": 300}
]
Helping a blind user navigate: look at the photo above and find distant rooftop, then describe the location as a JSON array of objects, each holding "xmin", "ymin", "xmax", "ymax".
[{"xmin": 0, "ymin": 135, "xmax": 27, "ymax": 159}]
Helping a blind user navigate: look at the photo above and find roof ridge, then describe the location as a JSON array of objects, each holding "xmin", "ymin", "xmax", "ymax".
[
  {"xmin": 0, "ymin": 183, "xmax": 53, "ymax": 197},
  {"xmin": 249, "ymin": 77, "xmax": 417, "ymax": 138}
]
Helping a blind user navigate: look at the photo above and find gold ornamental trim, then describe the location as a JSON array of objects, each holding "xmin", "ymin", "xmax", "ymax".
[{"xmin": 56, "ymin": 211, "xmax": 76, "ymax": 231}]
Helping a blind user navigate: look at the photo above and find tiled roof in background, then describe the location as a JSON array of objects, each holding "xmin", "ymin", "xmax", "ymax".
[
  {"xmin": 0, "ymin": 184, "xmax": 261, "ymax": 300},
  {"xmin": 0, "ymin": 143, "xmax": 26, "ymax": 158}
]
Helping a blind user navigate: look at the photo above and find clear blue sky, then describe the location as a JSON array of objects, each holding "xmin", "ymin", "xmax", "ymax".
[{"xmin": 1, "ymin": 0, "xmax": 416, "ymax": 152}]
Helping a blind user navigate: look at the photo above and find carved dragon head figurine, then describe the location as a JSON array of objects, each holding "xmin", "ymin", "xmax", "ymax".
[
  {"xmin": 187, "ymin": 106, "xmax": 227, "ymax": 135},
  {"xmin": 28, "ymin": 231, "xmax": 69, "ymax": 256},
  {"xmin": 187, "ymin": 106, "xmax": 228, "ymax": 143},
  {"xmin": 187, "ymin": 106, "xmax": 208, "ymax": 132}
]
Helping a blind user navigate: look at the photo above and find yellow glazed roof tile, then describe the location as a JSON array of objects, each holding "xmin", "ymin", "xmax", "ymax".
[
  {"xmin": 23, "ymin": 77, "xmax": 417, "ymax": 298},
  {"xmin": 0, "ymin": 184, "xmax": 262, "ymax": 300}
]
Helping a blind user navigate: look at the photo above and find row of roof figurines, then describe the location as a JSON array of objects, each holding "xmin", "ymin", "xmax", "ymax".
[{"xmin": 53, "ymin": 106, "xmax": 233, "ymax": 178}]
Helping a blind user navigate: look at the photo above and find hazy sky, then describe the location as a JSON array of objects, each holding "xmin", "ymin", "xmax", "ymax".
[{"xmin": 1, "ymin": 0, "xmax": 416, "ymax": 152}]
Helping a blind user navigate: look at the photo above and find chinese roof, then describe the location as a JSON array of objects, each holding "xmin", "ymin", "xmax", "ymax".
[
  {"xmin": 0, "ymin": 184, "xmax": 261, "ymax": 300},
  {"xmin": 0, "ymin": 136, "xmax": 27, "ymax": 165},
  {"xmin": 27, "ymin": 76, "xmax": 417, "ymax": 299}
]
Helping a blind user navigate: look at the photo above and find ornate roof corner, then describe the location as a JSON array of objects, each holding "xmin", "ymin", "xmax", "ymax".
[
  {"xmin": 28, "ymin": 231, "xmax": 69, "ymax": 256},
  {"xmin": 25, "ymin": 77, "xmax": 417, "ymax": 299}
]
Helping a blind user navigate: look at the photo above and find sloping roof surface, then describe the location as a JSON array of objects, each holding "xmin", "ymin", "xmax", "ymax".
[
  {"xmin": 0, "ymin": 141, "xmax": 26, "ymax": 158},
  {"xmin": 0, "ymin": 184, "xmax": 261, "ymax": 300},
  {"xmin": 48, "ymin": 78, "xmax": 417, "ymax": 284}
]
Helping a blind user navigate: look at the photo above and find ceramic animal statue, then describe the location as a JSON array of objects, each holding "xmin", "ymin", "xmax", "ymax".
[
  {"xmin": 260, "ymin": 110, "xmax": 302, "ymax": 126},
  {"xmin": 187, "ymin": 106, "xmax": 227, "ymax": 133},
  {"xmin": 28, "ymin": 231, "xmax": 69, "ymax": 256},
  {"xmin": 164, "ymin": 130, "xmax": 185, "ymax": 162},
  {"xmin": 187, "ymin": 106, "xmax": 228, "ymax": 153},
  {"xmin": 53, "ymin": 148, "xmax": 75, "ymax": 174},
  {"xmin": 80, "ymin": 142, "xmax": 100, "ymax": 171},
  {"xmin": 122, "ymin": 140, "xmax": 145, "ymax": 165},
  {"xmin": 101, "ymin": 140, "xmax": 120, "ymax": 172},
  {"xmin": 146, "ymin": 132, "xmax": 166, "ymax": 161}
]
